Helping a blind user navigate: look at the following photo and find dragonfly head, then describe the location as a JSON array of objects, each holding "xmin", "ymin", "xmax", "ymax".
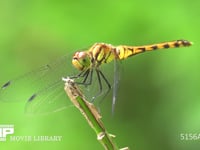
[{"xmin": 72, "ymin": 51, "xmax": 91, "ymax": 71}]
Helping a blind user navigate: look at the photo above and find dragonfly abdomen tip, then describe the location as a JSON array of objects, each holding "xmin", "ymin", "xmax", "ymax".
[{"xmin": 177, "ymin": 39, "xmax": 192, "ymax": 47}]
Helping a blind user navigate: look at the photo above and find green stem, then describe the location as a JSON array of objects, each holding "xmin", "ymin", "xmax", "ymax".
[{"xmin": 63, "ymin": 77, "xmax": 128, "ymax": 150}]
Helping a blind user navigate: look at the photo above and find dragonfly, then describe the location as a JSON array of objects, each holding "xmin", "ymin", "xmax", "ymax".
[{"xmin": 0, "ymin": 39, "xmax": 192, "ymax": 114}]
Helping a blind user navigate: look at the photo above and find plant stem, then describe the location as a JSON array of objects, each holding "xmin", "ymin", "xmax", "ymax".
[{"xmin": 62, "ymin": 77, "xmax": 128, "ymax": 150}]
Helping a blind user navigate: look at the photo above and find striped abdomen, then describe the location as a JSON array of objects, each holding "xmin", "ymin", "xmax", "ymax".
[{"xmin": 116, "ymin": 40, "xmax": 192, "ymax": 60}]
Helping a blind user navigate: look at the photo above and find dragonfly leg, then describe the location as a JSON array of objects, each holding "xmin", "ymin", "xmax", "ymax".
[
  {"xmin": 71, "ymin": 69, "xmax": 93, "ymax": 86},
  {"xmin": 69, "ymin": 69, "xmax": 88, "ymax": 79},
  {"xmin": 98, "ymin": 70, "xmax": 111, "ymax": 101},
  {"xmin": 91, "ymin": 70, "xmax": 103, "ymax": 102},
  {"xmin": 70, "ymin": 68, "xmax": 111, "ymax": 105},
  {"xmin": 98, "ymin": 70, "xmax": 111, "ymax": 91},
  {"xmin": 91, "ymin": 69, "xmax": 111, "ymax": 103},
  {"xmin": 82, "ymin": 69, "xmax": 93, "ymax": 85}
]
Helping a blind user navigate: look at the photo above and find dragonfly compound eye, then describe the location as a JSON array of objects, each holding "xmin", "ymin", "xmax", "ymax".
[{"xmin": 72, "ymin": 51, "xmax": 91, "ymax": 71}]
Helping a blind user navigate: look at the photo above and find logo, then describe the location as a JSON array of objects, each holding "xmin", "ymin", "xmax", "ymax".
[
  {"xmin": 0, "ymin": 124, "xmax": 62, "ymax": 142},
  {"xmin": 0, "ymin": 125, "xmax": 14, "ymax": 141}
]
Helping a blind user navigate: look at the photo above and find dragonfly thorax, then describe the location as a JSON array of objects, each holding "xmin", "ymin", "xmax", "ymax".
[{"xmin": 88, "ymin": 43, "xmax": 116, "ymax": 66}]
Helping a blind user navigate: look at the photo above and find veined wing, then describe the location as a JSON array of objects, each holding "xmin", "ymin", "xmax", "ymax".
[{"xmin": 0, "ymin": 53, "xmax": 78, "ymax": 114}]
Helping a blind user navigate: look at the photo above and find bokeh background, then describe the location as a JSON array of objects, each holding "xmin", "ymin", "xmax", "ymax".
[{"xmin": 0, "ymin": 0, "xmax": 199, "ymax": 150}]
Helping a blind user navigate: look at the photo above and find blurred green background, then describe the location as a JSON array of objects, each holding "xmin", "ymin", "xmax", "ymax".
[{"xmin": 0, "ymin": 0, "xmax": 199, "ymax": 150}]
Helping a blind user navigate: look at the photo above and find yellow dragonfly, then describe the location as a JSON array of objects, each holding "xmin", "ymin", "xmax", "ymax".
[
  {"xmin": 70, "ymin": 39, "xmax": 192, "ymax": 111},
  {"xmin": 0, "ymin": 39, "xmax": 192, "ymax": 114}
]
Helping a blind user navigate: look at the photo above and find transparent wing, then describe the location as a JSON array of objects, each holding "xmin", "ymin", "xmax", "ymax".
[
  {"xmin": 24, "ymin": 79, "xmax": 70, "ymax": 115},
  {"xmin": 112, "ymin": 59, "xmax": 121, "ymax": 113},
  {"xmin": 0, "ymin": 53, "xmax": 79, "ymax": 114}
]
